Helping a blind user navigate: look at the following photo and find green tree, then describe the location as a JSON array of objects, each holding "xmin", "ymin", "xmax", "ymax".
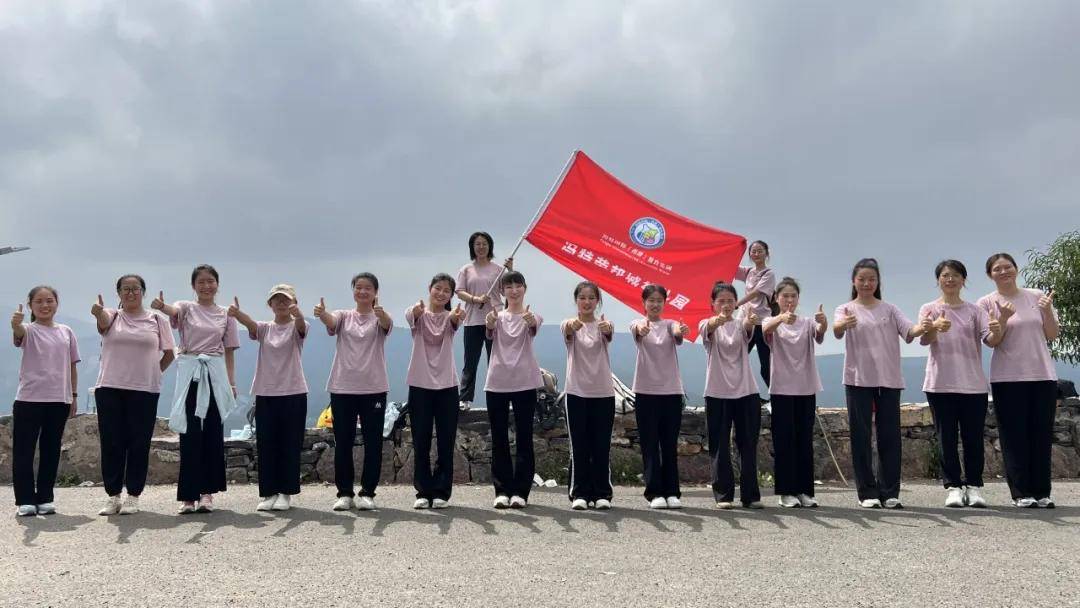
[{"xmin": 1022, "ymin": 230, "xmax": 1080, "ymax": 364}]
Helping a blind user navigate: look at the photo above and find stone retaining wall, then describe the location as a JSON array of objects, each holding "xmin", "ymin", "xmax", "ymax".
[{"xmin": 2, "ymin": 398, "xmax": 1078, "ymax": 486}]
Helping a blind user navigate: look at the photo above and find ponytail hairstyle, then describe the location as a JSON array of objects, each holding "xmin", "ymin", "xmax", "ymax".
[
  {"xmin": 748, "ymin": 240, "xmax": 770, "ymax": 260},
  {"xmin": 429, "ymin": 273, "xmax": 456, "ymax": 311},
  {"xmin": 641, "ymin": 283, "xmax": 668, "ymax": 302},
  {"xmin": 849, "ymin": 258, "xmax": 883, "ymax": 300},
  {"xmin": 500, "ymin": 270, "xmax": 527, "ymax": 289},
  {"xmin": 573, "ymin": 281, "xmax": 603, "ymax": 307},
  {"xmin": 775, "ymin": 276, "xmax": 801, "ymax": 295},
  {"xmin": 710, "ymin": 281, "xmax": 738, "ymax": 301},
  {"xmin": 351, "ymin": 272, "xmax": 379, "ymax": 291},
  {"xmin": 190, "ymin": 264, "xmax": 220, "ymax": 286},
  {"xmin": 27, "ymin": 285, "xmax": 59, "ymax": 323}
]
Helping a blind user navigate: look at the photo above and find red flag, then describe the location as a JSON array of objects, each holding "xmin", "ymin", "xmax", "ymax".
[{"xmin": 525, "ymin": 151, "xmax": 746, "ymax": 341}]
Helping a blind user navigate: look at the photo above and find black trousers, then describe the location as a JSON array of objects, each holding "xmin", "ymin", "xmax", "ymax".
[
  {"xmin": 95, "ymin": 387, "xmax": 159, "ymax": 497},
  {"xmin": 747, "ymin": 325, "xmax": 771, "ymax": 388},
  {"xmin": 330, "ymin": 392, "xmax": 387, "ymax": 498},
  {"xmin": 845, "ymin": 385, "xmax": 901, "ymax": 501},
  {"xmin": 634, "ymin": 393, "xmax": 682, "ymax": 500},
  {"xmin": 486, "ymin": 389, "xmax": 536, "ymax": 499},
  {"xmin": 254, "ymin": 393, "xmax": 306, "ymax": 497},
  {"xmin": 991, "ymin": 380, "xmax": 1057, "ymax": 500},
  {"xmin": 566, "ymin": 395, "xmax": 615, "ymax": 502},
  {"xmin": 926, "ymin": 392, "xmax": 988, "ymax": 488},
  {"xmin": 770, "ymin": 394, "xmax": 817, "ymax": 496},
  {"xmin": 409, "ymin": 386, "xmax": 460, "ymax": 500},
  {"xmin": 707, "ymin": 394, "xmax": 762, "ymax": 503},
  {"xmin": 458, "ymin": 325, "xmax": 492, "ymax": 403},
  {"xmin": 177, "ymin": 381, "xmax": 227, "ymax": 502},
  {"xmin": 12, "ymin": 402, "xmax": 68, "ymax": 506}
]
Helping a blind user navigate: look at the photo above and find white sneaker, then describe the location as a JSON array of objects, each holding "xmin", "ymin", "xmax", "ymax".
[
  {"xmin": 177, "ymin": 501, "xmax": 196, "ymax": 514},
  {"xmin": 196, "ymin": 495, "xmax": 214, "ymax": 513},
  {"xmin": 16, "ymin": 505, "xmax": 37, "ymax": 517},
  {"xmin": 493, "ymin": 495, "xmax": 510, "ymax": 509},
  {"xmin": 594, "ymin": 499, "xmax": 612, "ymax": 510},
  {"xmin": 649, "ymin": 497, "xmax": 668, "ymax": 509},
  {"xmin": 459, "ymin": 401, "xmax": 472, "ymax": 411},
  {"xmin": 1036, "ymin": 497, "xmax": 1056, "ymax": 509},
  {"xmin": 859, "ymin": 498, "xmax": 882, "ymax": 509},
  {"xmin": 665, "ymin": 496, "xmax": 682, "ymax": 509},
  {"xmin": 715, "ymin": 501, "xmax": 734, "ymax": 510},
  {"xmin": 778, "ymin": 495, "xmax": 800, "ymax": 508},
  {"xmin": 570, "ymin": 498, "xmax": 588, "ymax": 510},
  {"xmin": 119, "ymin": 496, "xmax": 139, "ymax": 515},
  {"xmin": 744, "ymin": 501, "xmax": 765, "ymax": 510},
  {"xmin": 509, "ymin": 496, "xmax": 527, "ymax": 509},
  {"xmin": 797, "ymin": 494, "xmax": 818, "ymax": 508},
  {"xmin": 883, "ymin": 498, "xmax": 903, "ymax": 509},
  {"xmin": 964, "ymin": 487, "xmax": 987, "ymax": 508},
  {"xmin": 1013, "ymin": 497, "xmax": 1036, "ymax": 508},
  {"xmin": 272, "ymin": 494, "xmax": 291, "ymax": 511},
  {"xmin": 945, "ymin": 487, "xmax": 965, "ymax": 508},
  {"xmin": 35, "ymin": 502, "xmax": 56, "ymax": 515},
  {"xmin": 332, "ymin": 496, "xmax": 353, "ymax": 511},
  {"xmin": 413, "ymin": 498, "xmax": 430, "ymax": 509},
  {"xmin": 431, "ymin": 498, "xmax": 449, "ymax": 509},
  {"xmin": 356, "ymin": 496, "xmax": 376, "ymax": 511},
  {"xmin": 257, "ymin": 496, "xmax": 278, "ymax": 511},
  {"xmin": 98, "ymin": 495, "xmax": 122, "ymax": 516}
]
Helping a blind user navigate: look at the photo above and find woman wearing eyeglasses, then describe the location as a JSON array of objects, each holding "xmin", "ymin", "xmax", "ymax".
[{"xmin": 91, "ymin": 274, "xmax": 176, "ymax": 516}]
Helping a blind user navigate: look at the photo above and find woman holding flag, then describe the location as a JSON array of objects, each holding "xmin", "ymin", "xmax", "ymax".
[
  {"xmin": 734, "ymin": 240, "xmax": 776, "ymax": 398},
  {"xmin": 631, "ymin": 283, "xmax": 688, "ymax": 509},
  {"xmin": 978, "ymin": 253, "xmax": 1059, "ymax": 508},
  {"xmin": 455, "ymin": 232, "xmax": 513, "ymax": 411}
]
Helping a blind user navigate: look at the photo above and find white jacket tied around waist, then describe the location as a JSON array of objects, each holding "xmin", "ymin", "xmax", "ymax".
[{"xmin": 169, "ymin": 353, "xmax": 237, "ymax": 434}]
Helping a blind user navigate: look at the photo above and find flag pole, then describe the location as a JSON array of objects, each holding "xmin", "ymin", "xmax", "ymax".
[{"xmin": 473, "ymin": 150, "xmax": 579, "ymax": 309}]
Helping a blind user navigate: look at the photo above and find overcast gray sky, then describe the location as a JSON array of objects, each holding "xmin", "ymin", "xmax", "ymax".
[{"xmin": 2, "ymin": 1, "xmax": 1078, "ymax": 354}]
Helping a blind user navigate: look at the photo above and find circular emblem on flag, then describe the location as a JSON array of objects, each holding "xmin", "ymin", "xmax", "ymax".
[{"xmin": 629, "ymin": 217, "xmax": 666, "ymax": 249}]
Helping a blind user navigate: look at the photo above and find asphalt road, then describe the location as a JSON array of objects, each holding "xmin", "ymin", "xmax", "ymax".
[{"xmin": 3, "ymin": 481, "xmax": 1079, "ymax": 607}]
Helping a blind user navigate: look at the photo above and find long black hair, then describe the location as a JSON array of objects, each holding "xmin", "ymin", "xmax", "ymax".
[
  {"xmin": 850, "ymin": 258, "xmax": 882, "ymax": 300},
  {"xmin": 429, "ymin": 273, "xmax": 456, "ymax": 311}
]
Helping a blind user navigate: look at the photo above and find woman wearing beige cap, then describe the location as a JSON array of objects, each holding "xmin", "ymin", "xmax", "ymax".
[{"xmin": 229, "ymin": 284, "xmax": 309, "ymax": 512}]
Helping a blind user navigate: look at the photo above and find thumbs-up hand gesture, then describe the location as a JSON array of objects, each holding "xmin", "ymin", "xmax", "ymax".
[
  {"xmin": 522, "ymin": 304, "xmax": 537, "ymax": 328},
  {"xmin": 674, "ymin": 319, "xmax": 689, "ymax": 338},
  {"xmin": 10, "ymin": 304, "xmax": 24, "ymax": 330},
  {"xmin": 91, "ymin": 294, "xmax": 105, "ymax": 317},
  {"xmin": 485, "ymin": 308, "xmax": 499, "ymax": 329},
  {"xmin": 451, "ymin": 302, "xmax": 466, "ymax": 324},
  {"xmin": 744, "ymin": 306, "xmax": 760, "ymax": 328},
  {"xmin": 151, "ymin": 291, "xmax": 166, "ymax": 311},
  {"xmin": 814, "ymin": 304, "xmax": 827, "ymax": 327},
  {"xmin": 227, "ymin": 297, "xmax": 241, "ymax": 318},
  {"xmin": 569, "ymin": 317, "xmax": 584, "ymax": 333},
  {"xmin": 842, "ymin": 306, "xmax": 858, "ymax": 330},
  {"xmin": 932, "ymin": 310, "xmax": 951, "ymax": 333},
  {"xmin": 410, "ymin": 299, "xmax": 425, "ymax": 319},
  {"xmin": 634, "ymin": 320, "xmax": 652, "ymax": 338},
  {"xmin": 288, "ymin": 301, "xmax": 303, "ymax": 320},
  {"xmin": 372, "ymin": 296, "xmax": 390, "ymax": 324},
  {"xmin": 313, "ymin": 297, "xmax": 327, "ymax": 319},
  {"xmin": 1038, "ymin": 290, "xmax": 1055, "ymax": 313},
  {"xmin": 598, "ymin": 313, "xmax": 613, "ymax": 336},
  {"xmin": 996, "ymin": 300, "xmax": 1015, "ymax": 323},
  {"xmin": 781, "ymin": 311, "xmax": 797, "ymax": 325}
]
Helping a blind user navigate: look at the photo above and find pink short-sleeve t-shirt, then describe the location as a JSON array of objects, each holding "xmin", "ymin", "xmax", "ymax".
[
  {"xmin": 630, "ymin": 318, "xmax": 684, "ymax": 396},
  {"xmin": 171, "ymin": 301, "xmax": 240, "ymax": 355},
  {"xmin": 699, "ymin": 317, "xmax": 759, "ymax": 399},
  {"xmin": 484, "ymin": 310, "xmax": 543, "ymax": 393},
  {"xmin": 977, "ymin": 289, "xmax": 1057, "ymax": 383},
  {"xmin": 735, "ymin": 266, "xmax": 776, "ymax": 322},
  {"xmin": 15, "ymin": 322, "xmax": 81, "ymax": 404},
  {"xmin": 405, "ymin": 308, "xmax": 459, "ymax": 390},
  {"xmin": 563, "ymin": 320, "xmax": 615, "ymax": 398},
  {"xmin": 834, "ymin": 300, "xmax": 914, "ymax": 389},
  {"xmin": 764, "ymin": 316, "xmax": 823, "ymax": 396},
  {"xmin": 249, "ymin": 321, "xmax": 308, "ymax": 397},
  {"xmin": 326, "ymin": 310, "xmax": 392, "ymax": 395},
  {"xmin": 456, "ymin": 262, "xmax": 505, "ymax": 326},
  {"xmin": 97, "ymin": 309, "xmax": 175, "ymax": 393},
  {"xmin": 918, "ymin": 301, "xmax": 990, "ymax": 394}
]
